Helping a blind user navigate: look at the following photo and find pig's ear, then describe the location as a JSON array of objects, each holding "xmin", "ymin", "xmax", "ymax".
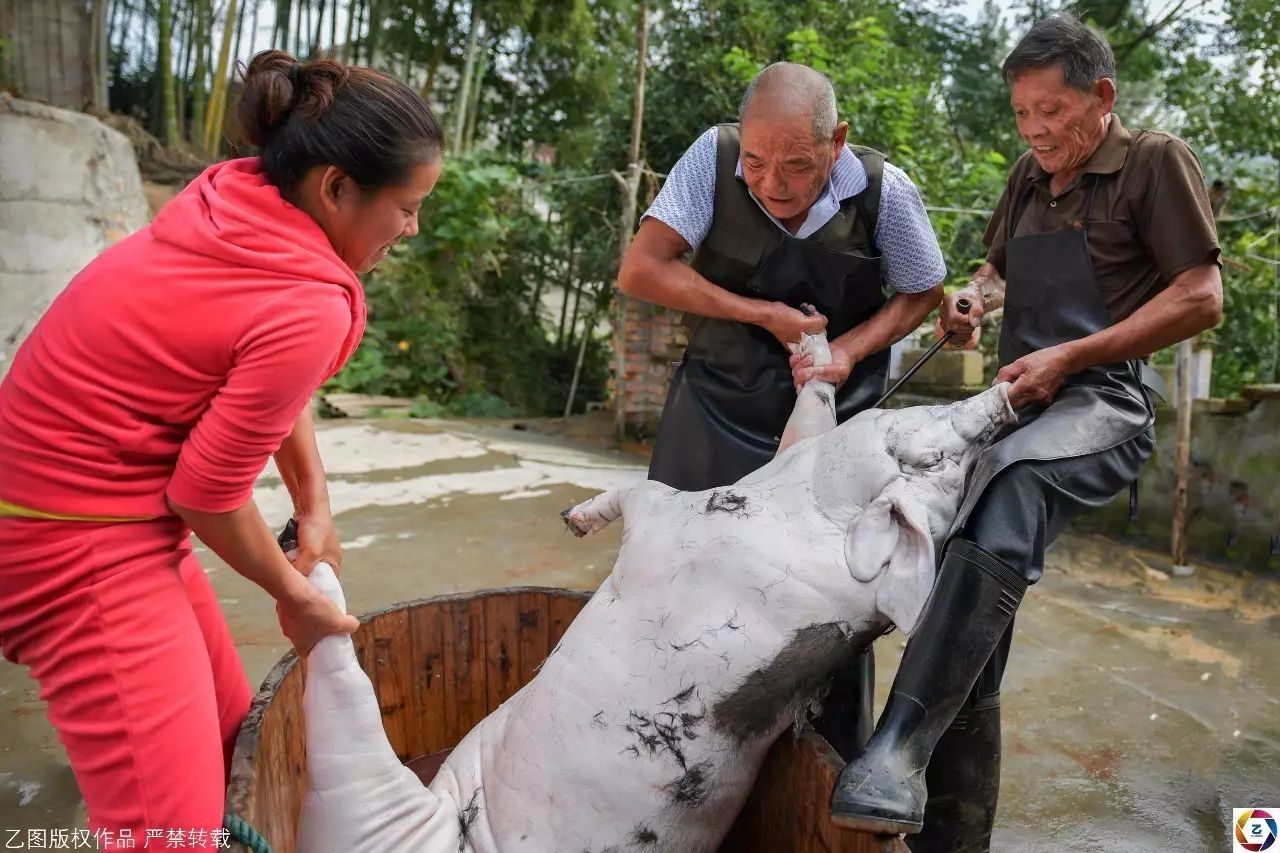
[
  {"xmin": 844, "ymin": 495, "xmax": 900, "ymax": 583},
  {"xmin": 846, "ymin": 493, "xmax": 938, "ymax": 634}
]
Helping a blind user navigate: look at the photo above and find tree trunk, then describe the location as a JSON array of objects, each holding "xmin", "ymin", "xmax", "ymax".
[
  {"xmin": 451, "ymin": 5, "xmax": 481, "ymax": 152},
  {"xmin": 354, "ymin": 0, "xmax": 366, "ymax": 63},
  {"xmin": 556, "ymin": 235, "xmax": 578, "ymax": 347},
  {"xmin": 400, "ymin": 21, "xmax": 414, "ymax": 79},
  {"xmin": 178, "ymin": 0, "xmax": 198, "ymax": 136},
  {"xmin": 328, "ymin": 0, "xmax": 337, "ymax": 56},
  {"xmin": 342, "ymin": 0, "xmax": 358, "ymax": 62},
  {"xmin": 232, "ymin": 0, "xmax": 248, "ymax": 69},
  {"xmin": 293, "ymin": 0, "xmax": 304, "ymax": 57},
  {"xmin": 567, "ymin": 275, "xmax": 585, "ymax": 351},
  {"xmin": 612, "ymin": 0, "xmax": 648, "ymax": 441},
  {"xmin": 564, "ymin": 285, "xmax": 605, "ymax": 419},
  {"xmin": 203, "ymin": 0, "xmax": 239, "ymax": 155},
  {"xmin": 419, "ymin": 0, "xmax": 455, "ymax": 99},
  {"xmin": 363, "ymin": 0, "xmax": 379, "ymax": 66},
  {"xmin": 138, "ymin": 0, "xmax": 154, "ymax": 83},
  {"xmin": 190, "ymin": 0, "xmax": 208, "ymax": 148},
  {"xmin": 462, "ymin": 44, "xmax": 487, "ymax": 151},
  {"xmin": 89, "ymin": 0, "xmax": 110, "ymax": 111},
  {"xmin": 159, "ymin": 0, "xmax": 178, "ymax": 144},
  {"xmin": 304, "ymin": 0, "xmax": 313, "ymax": 56},
  {"xmin": 274, "ymin": 0, "xmax": 290, "ymax": 50},
  {"xmin": 248, "ymin": 0, "xmax": 260, "ymax": 56},
  {"xmin": 174, "ymin": 1, "xmax": 192, "ymax": 136},
  {"xmin": 107, "ymin": 0, "xmax": 122, "ymax": 50},
  {"xmin": 315, "ymin": 0, "xmax": 328, "ymax": 57},
  {"xmin": 113, "ymin": 0, "xmax": 135, "ymax": 92}
]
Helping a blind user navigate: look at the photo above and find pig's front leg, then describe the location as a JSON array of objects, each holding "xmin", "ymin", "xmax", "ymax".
[
  {"xmin": 561, "ymin": 487, "xmax": 631, "ymax": 537},
  {"xmin": 778, "ymin": 328, "xmax": 838, "ymax": 453}
]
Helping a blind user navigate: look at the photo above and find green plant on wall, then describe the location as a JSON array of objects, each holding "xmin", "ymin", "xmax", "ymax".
[{"xmin": 0, "ymin": 38, "xmax": 15, "ymax": 92}]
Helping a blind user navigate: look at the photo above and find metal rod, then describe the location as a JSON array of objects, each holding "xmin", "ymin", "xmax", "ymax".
[{"xmin": 872, "ymin": 298, "xmax": 971, "ymax": 408}]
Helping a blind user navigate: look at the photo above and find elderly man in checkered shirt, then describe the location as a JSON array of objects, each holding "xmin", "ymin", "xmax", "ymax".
[{"xmin": 616, "ymin": 60, "xmax": 948, "ymax": 768}]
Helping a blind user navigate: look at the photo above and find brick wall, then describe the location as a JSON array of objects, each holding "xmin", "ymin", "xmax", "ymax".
[{"xmin": 611, "ymin": 295, "xmax": 688, "ymax": 437}]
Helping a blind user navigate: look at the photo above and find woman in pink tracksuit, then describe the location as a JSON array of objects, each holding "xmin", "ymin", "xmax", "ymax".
[{"xmin": 0, "ymin": 50, "xmax": 444, "ymax": 844}]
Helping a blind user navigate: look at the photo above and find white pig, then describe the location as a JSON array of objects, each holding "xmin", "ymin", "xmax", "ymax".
[{"xmin": 293, "ymin": 330, "xmax": 1017, "ymax": 853}]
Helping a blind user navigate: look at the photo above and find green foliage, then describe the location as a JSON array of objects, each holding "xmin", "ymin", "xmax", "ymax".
[{"xmin": 325, "ymin": 154, "xmax": 612, "ymax": 417}]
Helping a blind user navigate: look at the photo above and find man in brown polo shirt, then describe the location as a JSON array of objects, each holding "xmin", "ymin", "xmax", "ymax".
[{"xmin": 828, "ymin": 13, "xmax": 1223, "ymax": 851}]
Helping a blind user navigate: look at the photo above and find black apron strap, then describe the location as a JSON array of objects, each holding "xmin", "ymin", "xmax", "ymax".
[{"xmin": 850, "ymin": 147, "xmax": 884, "ymax": 257}]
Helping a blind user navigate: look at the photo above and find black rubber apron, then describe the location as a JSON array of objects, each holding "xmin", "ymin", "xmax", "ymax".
[
  {"xmin": 950, "ymin": 175, "xmax": 1155, "ymax": 537},
  {"xmin": 647, "ymin": 232, "xmax": 888, "ymax": 492}
]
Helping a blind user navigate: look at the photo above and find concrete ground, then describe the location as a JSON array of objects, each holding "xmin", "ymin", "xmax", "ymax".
[{"xmin": 1, "ymin": 415, "xmax": 1277, "ymax": 851}]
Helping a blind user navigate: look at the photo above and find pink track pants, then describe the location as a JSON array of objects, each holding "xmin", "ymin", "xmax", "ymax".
[{"xmin": 0, "ymin": 517, "xmax": 252, "ymax": 845}]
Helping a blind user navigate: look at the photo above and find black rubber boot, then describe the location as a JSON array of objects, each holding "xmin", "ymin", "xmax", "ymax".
[
  {"xmin": 814, "ymin": 646, "xmax": 876, "ymax": 760},
  {"xmin": 906, "ymin": 697, "xmax": 1002, "ymax": 852},
  {"xmin": 907, "ymin": 623, "xmax": 1012, "ymax": 853},
  {"xmin": 829, "ymin": 538, "xmax": 1027, "ymax": 835}
]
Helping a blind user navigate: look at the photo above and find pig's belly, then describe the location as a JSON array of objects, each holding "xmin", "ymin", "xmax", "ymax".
[
  {"xmin": 463, "ymin": 614, "xmax": 778, "ymax": 852},
  {"xmin": 445, "ymin": 547, "xmax": 856, "ymax": 851}
]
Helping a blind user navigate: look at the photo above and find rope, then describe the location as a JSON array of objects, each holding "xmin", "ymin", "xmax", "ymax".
[{"xmin": 222, "ymin": 814, "xmax": 272, "ymax": 853}]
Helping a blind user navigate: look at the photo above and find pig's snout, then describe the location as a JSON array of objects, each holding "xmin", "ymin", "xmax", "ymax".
[{"xmin": 949, "ymin": 383, "xmax": 1017, "ymax": 445}]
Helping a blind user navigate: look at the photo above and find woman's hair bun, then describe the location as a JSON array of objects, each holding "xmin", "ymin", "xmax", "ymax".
[
  {"xmin": 237, "ymin": 50, "xmax": 302, "ymax": 148},
  {"xmin": 232, "ymin": 49, "xmax": 443, "ymax": 197}
]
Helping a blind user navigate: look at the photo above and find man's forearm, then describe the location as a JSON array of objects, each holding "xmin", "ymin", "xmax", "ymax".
[
  {"xmin": 619, "ymin": 252, "xmax": 772, "ymax": 326},
  {"xmin": 836, "ymin": 285, "xmax": 944, "ymax": 362},
  {"xmin": 1062, "ymin": 264, "xmax": 1222, "ymax": 372},
  {"xmin": 274, "ymin": 407, "xmax": 331, "ymax": 517}
]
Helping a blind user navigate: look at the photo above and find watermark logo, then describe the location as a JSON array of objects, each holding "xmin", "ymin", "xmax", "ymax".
[{"xmin": 1236, "ymin": 809, "xmax": 1279, "ymax": 852}]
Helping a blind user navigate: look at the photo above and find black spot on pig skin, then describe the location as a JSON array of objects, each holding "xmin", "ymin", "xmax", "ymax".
[
  {"xmin": 704, "ymin": 490, "xmax": 750, "ymax": 517},
  {"xmin": 631, "ymin": 824, "xmax": 659, "ymax": 846},
  {"xmin": 710, "ymin": 623, "xmax": 882, "ymax": 743},
  {"xmin": 457, "ymin": 789, "xmax": 481, "ymax": 852},
  {"xmin": 663, "ymin": 761, "xmax": 712, "ymax": 807}
]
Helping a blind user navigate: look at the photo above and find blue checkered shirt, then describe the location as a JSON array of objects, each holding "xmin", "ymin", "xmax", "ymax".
[{"xmin": 642, "ymin": 127, "xmax": 947, "ymax": 294}]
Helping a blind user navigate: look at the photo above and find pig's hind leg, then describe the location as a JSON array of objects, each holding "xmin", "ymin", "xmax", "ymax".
[{"xmin": 561, "ymin": 487, "xmax": 630, "ymax": 536}]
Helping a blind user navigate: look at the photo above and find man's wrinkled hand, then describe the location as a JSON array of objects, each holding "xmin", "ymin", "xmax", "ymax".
[
  {"xmin": 790, "ymin": 344, "xmax": 855, "ymax": 394},
  {"xmin": 761, "ymin": 302, "xmax": 827, "ymax": 350},
  {"xmin": 934, "ymin": 287, "xmax": 984, "ymax": 347},
  {"xmin": 996, "ymin": 344, "xmax": 1077, "ymax": 408}
]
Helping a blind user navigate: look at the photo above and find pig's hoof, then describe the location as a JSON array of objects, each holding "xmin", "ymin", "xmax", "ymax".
[{"xmin": 560, "ymin": 508, "xmax": 590, "ymax": 538}]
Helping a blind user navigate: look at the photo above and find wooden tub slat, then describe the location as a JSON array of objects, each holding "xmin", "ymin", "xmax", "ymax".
[
  {"xmin": 372, "ymin": 607, "xmax": 414, "ymax": 759},
  {"xmin": 409, "ymin": 602, "xmax": 448, "ymax": 757},
  {"xmin": 442, "ymin": 596, "xmax": 487, "ymax": 744},
  {"xmin": 516, "ymin": 591, "xmax": 550, "ymax": 684},
  {"xmin": 548, "ymin": 592, "xmax": 582, "ymax": 650},
  {"xmin": 483, "ymin": 593, "xmax": 522, "ymax": 710}
]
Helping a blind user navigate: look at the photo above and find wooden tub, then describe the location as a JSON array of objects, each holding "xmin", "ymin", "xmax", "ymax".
[{"xmin": 224, "ymin": 587, "xmax": 884, "ymax": 852}]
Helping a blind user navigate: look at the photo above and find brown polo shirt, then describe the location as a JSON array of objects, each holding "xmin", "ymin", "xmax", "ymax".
[{"xmin": 983, "ymin": 114, "xmax": 1221, "ymax": 322}]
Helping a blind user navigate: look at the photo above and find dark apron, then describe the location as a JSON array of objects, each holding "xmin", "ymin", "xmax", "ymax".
[
  {"xmin": 647, "ymin": 234, "xmax": 888, "ymax": 492},
  {"xmin": 950, "ymin": 176, "xmax": 1156, "ymax": 536}
]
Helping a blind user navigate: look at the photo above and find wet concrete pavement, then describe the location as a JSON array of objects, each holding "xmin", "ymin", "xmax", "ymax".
[{"xmin": 1, "ymin": 416, "xmax": 1277, "ymax": 851}]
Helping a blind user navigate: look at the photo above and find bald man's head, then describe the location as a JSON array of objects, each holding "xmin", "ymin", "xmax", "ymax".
[
  {"xmin": 739, "ymin": 62, "xmax": 839, "ymax": 142},
  {"xmin": 735, "ymin": 62, "xmax": 848, "ymax": 229}
]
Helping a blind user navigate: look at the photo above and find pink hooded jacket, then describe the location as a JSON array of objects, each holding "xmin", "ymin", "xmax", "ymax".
[{"xmin": 0, "ymin": 158, "xmax": 366, "ymax": 518}]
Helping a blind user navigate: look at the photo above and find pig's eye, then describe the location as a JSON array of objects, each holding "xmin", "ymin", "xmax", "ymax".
[{"xmin": 913, "ymin": 451, "xmax": 944, "ymax": 469}]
